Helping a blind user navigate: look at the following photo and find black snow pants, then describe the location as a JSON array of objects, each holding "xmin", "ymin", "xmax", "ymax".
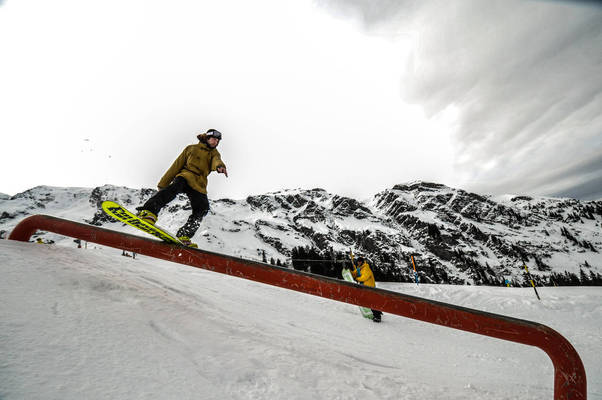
[{"xmin": 140, "ymin": 176, "xmax": 209, "ymax": 238}]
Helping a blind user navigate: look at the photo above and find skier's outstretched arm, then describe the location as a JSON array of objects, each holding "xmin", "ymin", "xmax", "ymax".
[{"xmin": 211, "ymin": 152, "xmax": 228, "ymax": 177}]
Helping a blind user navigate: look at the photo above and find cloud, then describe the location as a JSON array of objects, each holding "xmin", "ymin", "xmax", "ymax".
[
  {"xmin": 315, "ymin": 0, "xmax": 602, "ymax": 199},
  {"xmin": 551, "ymin": 175, "xmax": 602, "ymax": 200}
]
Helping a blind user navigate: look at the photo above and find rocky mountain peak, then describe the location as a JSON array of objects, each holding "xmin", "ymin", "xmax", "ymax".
[{"xmin": 1, "ymin": 183, "xmax": 600, "ymax": 286}]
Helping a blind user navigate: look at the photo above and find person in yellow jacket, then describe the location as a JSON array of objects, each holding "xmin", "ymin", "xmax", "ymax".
[
  {"xmin": 137, "ymin": 129, "xmax": 228, "ymax": 246},
  {"xmin": 351, "ymin": 256, "xmax": 383, "ymax": 322}
]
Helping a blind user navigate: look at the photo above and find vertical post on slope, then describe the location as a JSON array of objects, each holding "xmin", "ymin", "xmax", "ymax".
[
  {"xmin": 410, "ymin": 255, "xmax": 419, "ymax": 285},
  {"xmin": 523, "ymin": 262, "xmax": 541, "ymax": 301}
]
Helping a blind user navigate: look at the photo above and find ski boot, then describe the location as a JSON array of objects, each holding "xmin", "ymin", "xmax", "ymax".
[
  {"xmin": 178, "ymin": 236, "xmax": 198, "ymax": 248},
  {"xmin": 372, "ymin": 312, "xmax": 382, "ymax": 323},
  {"xmin": 137, "ymin": 210, "xmax": 157, "ymax": 225}
]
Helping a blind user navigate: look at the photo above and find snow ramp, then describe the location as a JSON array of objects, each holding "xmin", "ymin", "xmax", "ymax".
[{"xmin": 9, "ymin": 214, "xmax": 587, "ymax": 399}]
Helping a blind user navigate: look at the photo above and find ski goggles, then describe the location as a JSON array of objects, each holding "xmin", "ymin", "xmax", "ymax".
[{"xmin": 206, "ymin": 129, "xmax": 222, "ymax": 140}]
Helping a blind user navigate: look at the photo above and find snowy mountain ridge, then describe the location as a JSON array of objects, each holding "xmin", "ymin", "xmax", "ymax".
[{"xmin": 1, "ymin": 182, "xmax": 600, "ymax": 285}]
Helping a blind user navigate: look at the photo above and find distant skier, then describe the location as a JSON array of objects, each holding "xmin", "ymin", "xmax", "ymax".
[
  {"xmin": 351, "ymin": 256, "xmax": 383, "ymax": 323},
  {"xmin": 137, "ymin": 129, "xmax": 228, "ymax": 247}
]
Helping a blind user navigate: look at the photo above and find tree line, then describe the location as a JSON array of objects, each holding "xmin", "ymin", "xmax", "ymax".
[{"xmin": 289, "ymin": 245, "xmax": 602, "ymax": 286}]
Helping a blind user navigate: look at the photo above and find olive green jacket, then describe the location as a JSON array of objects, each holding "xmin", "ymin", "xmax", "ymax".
[{"xmin": 157, "ymin": 142, "xmax": 226, "ymax": 194}]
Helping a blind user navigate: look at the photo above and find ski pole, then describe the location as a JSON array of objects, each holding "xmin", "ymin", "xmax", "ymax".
[
  {"xmin": 523, "ymin": 262, "xmax": 541, "ymax": 300},
  {"xmin": 410, "ymin": 255, "xmax": 419, "ymax": 285}
]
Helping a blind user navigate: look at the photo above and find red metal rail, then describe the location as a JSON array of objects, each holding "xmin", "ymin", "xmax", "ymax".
[{"xmin": 9, "ymin": 214, "xmax": 587, "ymax": 399}]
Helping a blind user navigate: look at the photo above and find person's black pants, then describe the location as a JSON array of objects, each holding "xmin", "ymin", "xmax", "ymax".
[{"xmin": 140, "ymin": 176, "xmax": 209, "ymax": 238}]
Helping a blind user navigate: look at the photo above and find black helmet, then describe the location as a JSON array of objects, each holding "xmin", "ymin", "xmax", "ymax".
[{"xmin": 206, "ymin": 129, "xmax": 222, "ymax": 140}]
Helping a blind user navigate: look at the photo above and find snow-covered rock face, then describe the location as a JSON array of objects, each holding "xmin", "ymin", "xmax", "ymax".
[{"xmin": 1, "ymin": 182, "xmax": 600, "ymax": 285}]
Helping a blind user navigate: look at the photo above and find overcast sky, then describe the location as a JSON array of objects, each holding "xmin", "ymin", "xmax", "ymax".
[{"xmin": 1, "ymin": 0, "xmax": 600, "ymax": 201}]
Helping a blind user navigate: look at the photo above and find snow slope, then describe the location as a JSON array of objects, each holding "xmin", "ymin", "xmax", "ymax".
[{"xmin": 1, "ymin": 240, "xmax": 601, "ymax": 399}]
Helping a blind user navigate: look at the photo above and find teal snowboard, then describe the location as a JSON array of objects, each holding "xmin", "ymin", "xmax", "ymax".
[{"xmin": 342, "ymin": 268, "xmax": 374, "ymax": 319}]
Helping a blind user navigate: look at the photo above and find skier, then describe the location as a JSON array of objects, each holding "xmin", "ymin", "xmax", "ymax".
[
  {"xmin": 351, "ymin": 256, "xmax": 383, "ymax": 323},
  {"xmin": 136, "ymin": 129, "xmax": 228, "ymax": 247}
]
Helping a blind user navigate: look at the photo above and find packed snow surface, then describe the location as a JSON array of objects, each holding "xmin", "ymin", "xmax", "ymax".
[{"xmin": 1, "ymin": 240, "xmax": 600, "ymax": 399}]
